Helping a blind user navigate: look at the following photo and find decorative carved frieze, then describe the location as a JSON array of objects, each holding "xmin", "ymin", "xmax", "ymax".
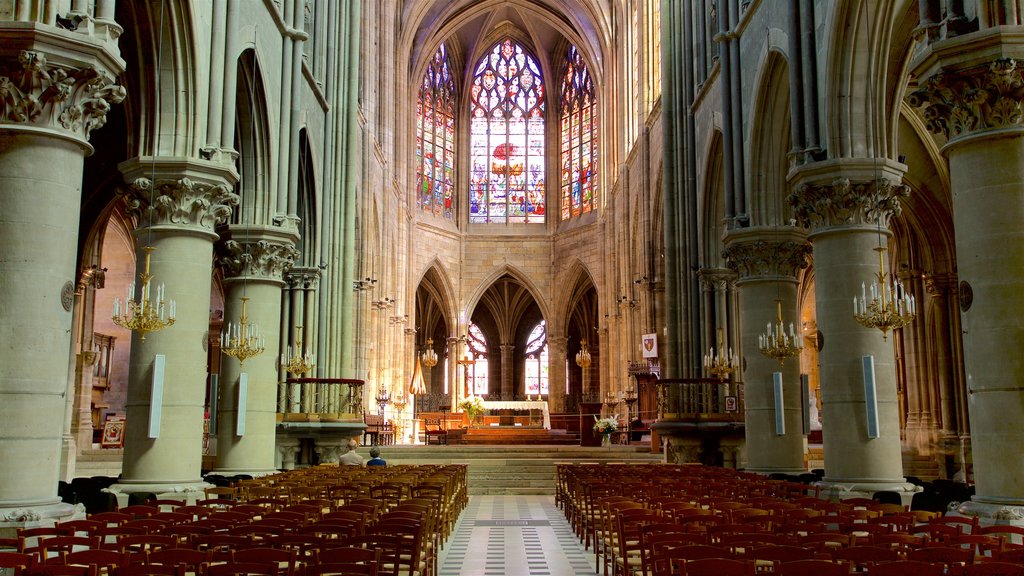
[
  {"xmin": 908, "ymin": 58, "xmax": 1024, "ymax": 140},
  {"xmin": 0, "ymin": 50, "xmax": 125, "ymax": 140},
  {"xmin": 120, "ymin": 177, "xmax": 239, "ymax": 231},
  {"xmin": 722, "ymin": 239, "xmax": 811, "ymax": 280},
  {"xmin": 218, "ymin": 240, "xmax": 299, "ymax": 281},
  {"xmin": 788, "ymin": 178, "xmax": 908, "ymax": 232}
]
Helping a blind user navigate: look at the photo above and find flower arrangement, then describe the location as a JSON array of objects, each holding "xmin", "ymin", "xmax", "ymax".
[
  {"xmin": 458, "ymin": 395, "xmax": 486, "ymax": 421},
  {"xmin": 593, "ymin": 416, "xmax": 619, "ymax": 435}
]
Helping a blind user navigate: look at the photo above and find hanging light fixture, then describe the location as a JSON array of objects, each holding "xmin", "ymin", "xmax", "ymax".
[
  {"xmin": 281, "ymin": 324, "xmax": 315, "ymax": 375},
  {"xmin": 575, "ymin": 338, "xmax": 592, "ymax": 369},
  {"xmin": 759, "ymin": 299, "xmax": 803, "ymax": 365},
  {"xmin": 112, "ymin": 246, "xmax": 176, "ymax": 342},
  {"xmin": 421, "ymin": 337, "xmax": 438, "ymax": 369},
  {"xmin": 854, "ymin": 246, "xmax": 916, "ymax": 340},
  {"xmin": 112, "ymin": 0, "xmax": 176, "ymax": 343},
  {"xmin": 704, "ymin": 328, "xmax": 739, "ymax": 381},
  {"xmin": 221, "ymin": 297, "xmax": 264, "ymax": 364}
]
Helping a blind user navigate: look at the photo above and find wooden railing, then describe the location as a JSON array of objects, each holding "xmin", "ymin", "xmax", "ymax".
[{"xmin": 277, "ymin": 378, "xmax": 364, "ymax": 421}]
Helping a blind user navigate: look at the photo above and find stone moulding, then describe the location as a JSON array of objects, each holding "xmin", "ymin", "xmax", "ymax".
[
  {"xmin": 788, "ymin": 178, "xmax": 909, "ymax": 232},
  {"xmin": 0, "ymin": 50, "xmax": 125, "ymax": 140},
  {"xmin": 722, "ymin": 240, "xmax": 812, "ymax": 280},
  {"xmin": 121, "ymin": 177, "xmax": 240, "ymax": 231},
  {"xmin": 218, "ymin": 239, "xmax": 300, "ymax": 281},
  {"xmin": 908, "ymin": 57, "xmax": 1024, "ymax": 140}
]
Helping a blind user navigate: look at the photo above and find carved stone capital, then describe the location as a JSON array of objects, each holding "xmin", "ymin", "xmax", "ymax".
[
  {"xmin": 286, "ymin": 266, "xmax": 321, "ymax": 290},
  {"xmin": 119, "ymin": 177, "xmax": 239, "ymax": 232},
  {"xmin": 722, "ymin": 239, "xmax": 811, "ymax": 280},
  {"xmin": 908, "ymin": 58, "xmax": 1024, "ymax": 141},
  {"xmin": 0, "ymin": 50, "xmax": 125, "ymax": 143},
  {"xmin": 218, "ymin": 239, "xmax": 299, "ymax": 282},
  {"xmin": 789, "ymin": 178, "xmax": 909, "ymax": 232},
  {"xmin": 697, "ymin": 268, "xmax": 736, "ymax": 292}
]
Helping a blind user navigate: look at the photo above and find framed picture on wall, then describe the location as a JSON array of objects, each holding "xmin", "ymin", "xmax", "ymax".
[
  {"xmin": 100, "ymin": 417, "xmax": 125, "ymax": 448},
  {"xmin": 724, "ymin": 396, "xmax": 739, "ymax": 413}
]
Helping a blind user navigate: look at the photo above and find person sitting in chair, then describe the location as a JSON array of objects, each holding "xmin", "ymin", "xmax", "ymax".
[
  {"xmin": 338, "ymin": 438, "xmax": 363, "ymax": 466},
  {"xmin": 366, "ymin": 446, "xmax": 387, "ymax": 467}
]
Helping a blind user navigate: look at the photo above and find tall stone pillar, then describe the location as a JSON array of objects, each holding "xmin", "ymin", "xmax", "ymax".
[
  {"xmin": 909, "ymin": 37, "xmax": 1024, "ymax": 517},
  {"xmin": 113, "ymin": 161, "xmax": 238, "ymax": 498},
  {"xmin": 0, "ymin": 30, "xmax": 125, "ymax": 525},
  {"xmin": 723, "ymin": 227, "xmax": 812, "ymax": 475},
  {"xmin": 500, "ymin": 343, "xmax": 514, "ymax": 400},
  {"xmin": 548, "ymin": 335, "xmax": 568, "ymax": 413},
  {"xmin": 213, "ymin": 230, "xmax": 298, "ymax": 476},
  {"xmin": 789, "ymin": 163, "xmax": 917, "ymax": 496}
]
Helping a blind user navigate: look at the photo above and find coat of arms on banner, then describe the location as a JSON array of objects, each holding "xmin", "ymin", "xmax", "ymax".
[{"xmin": 641, "ymin": 333, "xmax": 658, "ymax": 358}]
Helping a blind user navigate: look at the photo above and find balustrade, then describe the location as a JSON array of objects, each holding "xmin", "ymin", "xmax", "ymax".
[{"xmin": 277, "ymin": 378, "xmax": 364, "ymax": 420}]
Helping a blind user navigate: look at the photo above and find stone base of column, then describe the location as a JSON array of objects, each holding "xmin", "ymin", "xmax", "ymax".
[
  {"xmin": 208, "ymin": 468, "xmax": 279, "ymax": 478},
  {"xmin": 106, "ymin": 481, "xmax": 213, "ymax": 508},
  {"xmin": 0, "ymin": 502, "xmax": 82, "ymax": 538},
  {"xmin": 815, "ymin": 479, "xmax": 921, "ymax": 504},
  {"xmin": 955, "ymin": 498, "xmax": 1024, "ymax": 526},
  {"xmin": 745, "ymin": 466, "xmax": 808, "ymax": 476}
]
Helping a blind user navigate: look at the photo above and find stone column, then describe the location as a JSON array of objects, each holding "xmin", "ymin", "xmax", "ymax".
[
  {"xmin": 213, "ymin": 230, "xmax": 298, "ymax": 476},
  {"xmin": 112, "ymin": 162, "xmax": 238, "ymax": 498},
  {"xmin": 909, "ymin": 40, "xmax": 1024, "ymax": 517},
  {"xmin": 276, "ymin": 437, "xmax": 300, "ymax": 470},
  {"xmin": 0, "ymin": 32, "xmax": 125, "ymax": 525},
  {"xmin": 789, "ymin": 163, "xmax": 917, "ymax": 496},
  {"xmin": 499, "ymin": 343, "xmax": 514, "ymax": 400},
  {"xmin": 548, "ymin": 335, "xmax": 568, "ymax": 413},
  {"xmin": 723, "ymin": 227, "xmax": 812, "ymax": 475}
]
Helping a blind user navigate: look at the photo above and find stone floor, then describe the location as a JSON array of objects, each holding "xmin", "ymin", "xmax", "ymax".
[{"xmin": 439, "ymin": 495, "xmax": 599, "ymax": 576}]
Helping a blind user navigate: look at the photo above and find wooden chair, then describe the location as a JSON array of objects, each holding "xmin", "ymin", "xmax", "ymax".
[
  {"xmin": 866, "ymin": 560, "xmax": 943, "ymax": 576},
  {"xmin": 680, "ymin": 558, "xmax": 756, "ymax": 576},
  {"xmin": 962, "ymin": 562, "xmax": 1024, "ymax": 576},
  {"xmin": 906, "ymin": 546, "xmax": 973, "ymax": 572},
  {"xmin": 202, "ymin": 563, "xmax": 278, "ymax": 576},
  {"xmin": 422, "ymin": 418, "xmax": 447, "ymax": 445},
  {"xmin": 831, "ymin": 545, "xmax": 898, "ymax": 572},
  {"xmin": 114, "ymin": 565, "xmax": 183, "ymax": 576},
  {"xmin": 776, "ymin": 559, "xmax": 848, "ymax": 576},
  {"xmin": 312, "ymin": 547, "xmax": 381, "ymax": 576},
  {"xmin": 61, "ymin": 550, "xmax": 129, "ymax": 576},
  {"xmin": 0, "ymin": 551, "xmax": 36, "ymax": 576},
  {"xmin": 232, "ymin": 548, "xmax": 298, "ymax": 576},
  {"xmin": 144, "ymin": 548, "xmax": 210, "ymax": 574}
]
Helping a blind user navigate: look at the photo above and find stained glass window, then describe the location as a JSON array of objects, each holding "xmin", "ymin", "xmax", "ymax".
[
  {"xmin": 524, "ymin": 321, "xmax": 549, "ymax": 395},
  {"xmin": 469, "ymin": 38, "xmax": 546, "ymax": 224},
  {"xmin": 468, "ymin": 323, "xmax": 489, "ymax": 395},
  {"xmin": 416, "ymin": 44, "xmax": 456, "ymax": 219},
  {"xmin": 559, "ymin": 45, "xmax": 598, "ymax": 220}
]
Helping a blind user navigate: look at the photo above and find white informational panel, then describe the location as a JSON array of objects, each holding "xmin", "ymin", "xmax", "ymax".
[
  {"xmin": 863, "ymin": 355, "xmax": 879, "ymax": 438},
  {"xmin": 236, "ymin": 372, "xmax": 248, "ymax": 437},
  {"xmin": 149, "ymin": 354, "xmax": 166, "ymax": 439},
  {"xmin": 800, "ymin": 374, "xmax": 811, "ymax": 435},
  {"xmin": 773, "ymin": 372, "xmax": 785, "ymax": 435}
]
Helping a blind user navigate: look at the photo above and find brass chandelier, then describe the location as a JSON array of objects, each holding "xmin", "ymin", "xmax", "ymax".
[
  {"xmin": 221, "ymin": 297, "xmax": 264, "ymax": 365},
  {"xmin": 853, "ymin": 247, "xmax": 916, "ymax": 340},
  {"xmin": 758, "ymin": 300, "xmax": 803, "ymax": 365},
  {"xmin": 704, "ymin": 328, "xmax": 739, "ymax": 381},
  {"xmin": 281, "ymin": 325, "xmax": 315, "ymax": 375},
  {"xmin": 112, "ymin": 246, "xmax": 176, "ymax": 342}
]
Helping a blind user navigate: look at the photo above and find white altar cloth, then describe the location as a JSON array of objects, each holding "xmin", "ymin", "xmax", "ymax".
[{"xmin": 480, "ymin": 400, "xmax": 551, "ymax": 429}]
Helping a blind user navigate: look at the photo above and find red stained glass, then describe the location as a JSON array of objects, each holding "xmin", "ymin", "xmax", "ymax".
[
  {"xmin": 559, "ymin": 45, "xmax": 599, "ymax": 220},
  {"xmin": 469, "ymin": 38, "xmax": 546, "ymax": 224},
  {"xmin": 416, "ymin": 44, "xmax": 456, "ymax": 219}
]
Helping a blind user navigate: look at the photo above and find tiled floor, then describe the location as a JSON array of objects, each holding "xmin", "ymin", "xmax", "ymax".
[{"xmin": 439, "ymin": 495, "xmax": 599, "ymax": 576}]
